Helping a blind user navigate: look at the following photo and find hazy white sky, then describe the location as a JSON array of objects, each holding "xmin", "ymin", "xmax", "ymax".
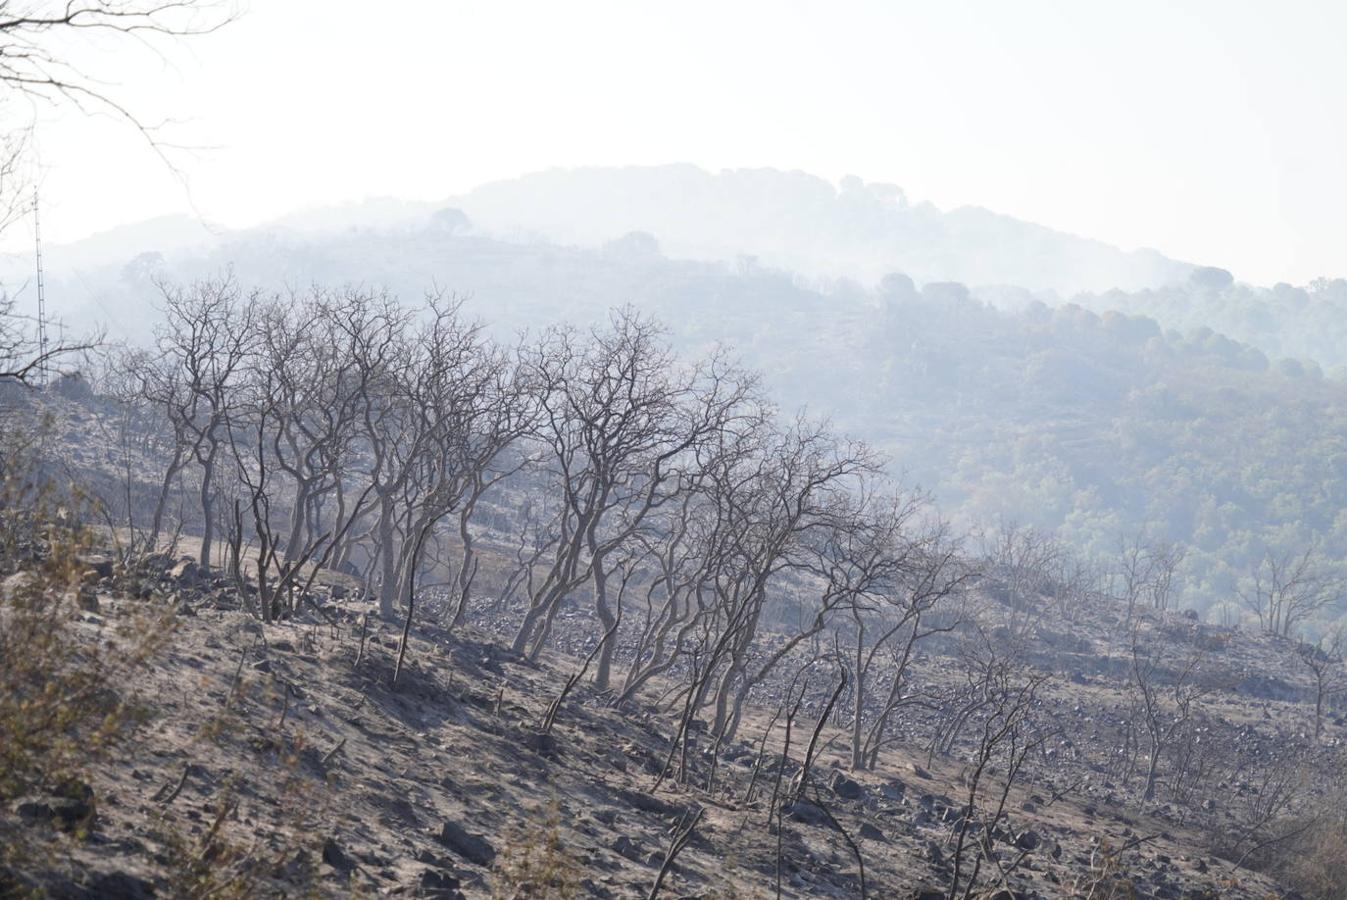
[{"xmin": 8, "ymin": 0, "xmax": 1346, "ymax": 284}]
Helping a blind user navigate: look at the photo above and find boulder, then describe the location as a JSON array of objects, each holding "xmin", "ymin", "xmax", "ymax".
[
  {"xmin": 78, "ymin": 556, "xmax": 115, "ymax": 579},
  {"xmin": 14, "ymin": 781, "xmax": 96, "ymax": 833},
  {"xmin": 436, "ymin": 821, "xmax": 495, "ymax": 866},
  {"xmin": 879, "ymin": 779, "xmax": 906, "ymax": 802},
  {"xmin": 168, "ymin": 559, "xmax": 201, "ymax": 583},
  {"xmin": 829, "ymin": 771, "xmax": 863, "ymax": 800},
  {"xmin": 321, "ymin": 838, "xmax": 357, "ymax": 875},
  {"xmin": 86, "ymin": 871, "xmax": 156, "ymax": 899},
  {"xmin": 1, "ymin": 571, "xmax": 40, "ymax": 600},
  {"xmin": 418, "ymin": 868, "xmax": 464, "ymax": 899},
  {"xmin": 611, "ymin": 834, "xmax": 643, "ymax": 861},
  {"xmin": 75, "ymin": 586, "xmax": 100, "ymax": 612},
  {"xmin": 782, "ymin": 798, "xmax": 838, "ymax": 830},
  {"xmin": 613, "ymin": 787, "xmax": 682, "ymax": 818}
]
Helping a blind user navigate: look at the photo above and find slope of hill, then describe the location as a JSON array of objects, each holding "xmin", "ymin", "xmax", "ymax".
[
  {"xmin": 1065, "ymin": 276, "xmax": 1347, "ymax": 376},
  {"xmin": 0, "ymin": 542, "xmax": 1321, "ymax": 899}
]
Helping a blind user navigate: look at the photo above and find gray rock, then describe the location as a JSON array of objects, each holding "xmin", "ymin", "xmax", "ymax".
[
  {"xmin": 168, "ymin": 559, "xmax": 201, "ymax": 582},
  {"xmin": 75, "ymin": 586, "xmax": 99, "ymax": 612},
  {"xmin": 782, "ymin": 799, "xmax": 839, "ymax": 830},
  {"xmin": 611, "ymin": 834, "xmax": 642, "ymax": 861},
  {"xmin": 613, "ymin": 787, "xmax": 681, "ymax": 818},
  {"xmin": 418, "ymin": 868, "xmax": 464, "ymax": 898},
  {"xmin": 321, "ymin": 838, "xmax": 356, "ymax": 874},
  {"xmin": 1, "ymin": 571, "xmax": 40, "ymax": 600},
  {"xmin": 437, "ymin": 821, "xmax": 495, "ymax": 866},
  {"xmin": 79, "ymin": 556, "xmax": 115, "ymax": 579},
  {"xmin": 14, "ymin": 788, "xmax": 95, "ymax": 833},
  {"xmin": 86, "ymin": 871, "xmax": 156, "ymax": 899},
  {"xmin": 830, "ymin": 771, "xmax": 863, "ymax": 800},
  {"xmin": 880, "ymin": 779, "xmax": 906, "ymax": 801}
]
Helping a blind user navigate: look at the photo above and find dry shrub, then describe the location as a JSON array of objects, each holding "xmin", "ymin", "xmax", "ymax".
[
  {"xmin": 491, "ymin": 799, "xmax": 583, "ymax": 899},
  {"xmin": 1071, "ymin": 838, "xmax": 1139, "ymax": 900},
  {"xmin": 1271, "ymin": 820, "xmax": 1347, "ymax": 900},
  {"xmin": 700, "ymin": 848, "xmax": 759, "ymax": 899},
  {"xmin": 0, "ymin": 429, "xmax": 175, "ymax": 892}
]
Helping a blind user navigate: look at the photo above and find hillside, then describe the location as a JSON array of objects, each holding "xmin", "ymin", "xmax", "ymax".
[
  {"xmin": 1066, "ymin": 276, "xmax": 1347, "ymax": 377},
  {"xmin": 3, "ymin": 288, "xmax": 1346, "ymax": 899},
  {"xmin": 0, "ymin": 535, "xmax": 1332, "ymax": 898}
]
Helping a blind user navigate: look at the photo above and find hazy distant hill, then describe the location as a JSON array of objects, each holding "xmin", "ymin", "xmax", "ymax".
[{"xmin": 453, "ymin": 164, "xmax": 1197, "ymax": 295}]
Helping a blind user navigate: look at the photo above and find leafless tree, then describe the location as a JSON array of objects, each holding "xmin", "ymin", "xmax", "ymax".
[
  {"xmin": 1145, "ymin": 539, "xmax": 1186, "ymax": 612},
  {"xmin": 842, "ymin": 503, "xmax": 972, "ymax": 770},
  {"xmin": 978, "ymin": 520, "xmax": 1060, "ymax": 643},
  {"xmin": 697, "ymin": 417, "xmax": 879, "ymax": 744},
  {"xmin": 0, "ymin": 294, "xmax": 100, "ymax": 386},
  {"xmin": 511, "ymin": 307, "xmax": 753, "ymax": 694},
  {"xmin": 442, "ymin": 338, "xmax": 539, "ymax": 629},
  {"xmin": 1240, "ymin": 547, "xmax": 1342, "ymax": 638},
  {"xmin": 0, "ymin": 4, "xmax": 233, "ymax": 389},
  {"xmin": 1296, "ymin": 627, "xmax": 1347, "ymax": 741},
  {"xmin": 1128, "ymin": 619, "xmax": 1210, "ymax": 804},
  {"xmin": 128, "ymin": 277, "xmax": 257, "ymax": 561},
  {"xmin": 224, "ymin": 289, "xmax": 385, "ymax": 621},
  {"xmin": 945, "ymin": 635, "xmax": 1050, "ymax": 900},
  {"xmin": 0, "ymin": 2, "xmax": 235, "ymax": 161}
]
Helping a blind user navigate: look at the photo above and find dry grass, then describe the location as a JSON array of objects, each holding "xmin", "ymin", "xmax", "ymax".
[
  {"xmin": 0, "ymin": 440, "xmax": 175, "ymax": 893},
  {"xmin": 491, "ymin": 798, "xmax": 583, "ymax": 899}
]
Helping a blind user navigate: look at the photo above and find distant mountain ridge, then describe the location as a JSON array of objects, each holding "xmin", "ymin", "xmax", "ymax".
[
  {"xmin": 452, "ymin": 164, "xmax": 1197, "ymax": 295},
  {"xmin": 7, "ymin": 164, "xmax": 1201, "ymax": 299}
]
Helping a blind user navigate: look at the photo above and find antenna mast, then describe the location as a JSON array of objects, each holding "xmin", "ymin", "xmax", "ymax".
[{"xmin": 33, "ymin": 189, "xmax": 48, "ymax": 386}]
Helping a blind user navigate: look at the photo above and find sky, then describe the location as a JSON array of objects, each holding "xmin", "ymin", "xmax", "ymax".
[{"xmin": 4, "ymin": 0, "xmax": 1345, "ymax": 285}]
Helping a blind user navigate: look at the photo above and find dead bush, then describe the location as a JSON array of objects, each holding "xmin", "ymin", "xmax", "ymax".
[
  {"xmin": 491, "ymin": 799, "xmax": 583, "ymax": 899},
  {"xmin": 0, "ymin": 437, "xmax": 175, "ymax": 892}
]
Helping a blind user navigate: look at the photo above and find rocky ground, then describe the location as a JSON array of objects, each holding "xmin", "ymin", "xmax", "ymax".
[{"xmin": 2, "ymin": 550, "xmax": 1310, "ymax": 899}]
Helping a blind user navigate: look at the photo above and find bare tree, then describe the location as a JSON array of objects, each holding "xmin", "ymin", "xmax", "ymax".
[
  {"xmin": 1240, "ymin": 547, "xmax": 1341, "ymax": 638},
  {"xmin": 225, "ymin": 289, "xmax": 384, "ymax": 621},
  {"xmin": 0, "ymin": 294, "xmax": 100, "ymax": 386},
  {"xmin": 442, "ymin": 336, "xmax": 538, "ymax": 629},
  {"xmin": 945, "ymin": 636, "xmax": 1050, "ymax": 900},
  {"xmin": 511, "ymin": 308, "xmax": 753, "ymax": 694},
  {"xmin": 978, "ymin": 521, "xmax": 1060, "ymax": 644},
  {"xmin": 128, "ymin": 277, "xmax": 257, "ymax": 561},
  {"xmin": 1145, "ymin": 539, "xmax": 1186, "ymax": 612},
  {"xmin": 851, "ymin": 520, "xmax": 971, "ymax": 771},
  {"xmin": 0, "ymin": 3, "xmax": 233, "ymax": 388},
  {"xmin": 1296, "ymin": 627, "xmax": 1347, "ymax": 741},
  {"xmin": 1128, "ymin": 620, "xmax": 1210, "ymax": 804},
  {"xmin": 698, "ymin": 417, "xmax": 878, "ymax": 744},
  {"xmin": 0, "ymin": 1, "xmax": 235, "ymax": 154}
]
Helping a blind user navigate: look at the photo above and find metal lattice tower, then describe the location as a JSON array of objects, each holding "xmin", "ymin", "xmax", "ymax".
[{"xmin": 33, "ymin": 189, "xmax": 48, "ymax": 386}]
